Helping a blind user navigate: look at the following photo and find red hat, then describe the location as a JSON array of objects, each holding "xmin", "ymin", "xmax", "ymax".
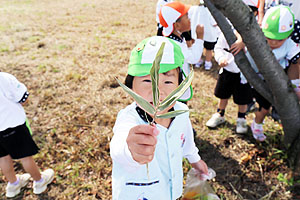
[{"xmin": 159, "ymin": 2, "xmax": 190, "ymax": 36}]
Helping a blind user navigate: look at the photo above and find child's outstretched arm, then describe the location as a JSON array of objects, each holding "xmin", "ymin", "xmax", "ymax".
[{"xmin": 126, "ymin": 124, "xmax": 159, "ymax": 164}]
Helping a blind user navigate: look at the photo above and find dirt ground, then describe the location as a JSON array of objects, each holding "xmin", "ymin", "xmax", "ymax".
[{"xmin": 0, "ymin": 0, "xmax": 299, "ymax": 199}]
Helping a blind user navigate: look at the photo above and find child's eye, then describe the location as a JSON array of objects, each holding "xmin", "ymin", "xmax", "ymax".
[
  {"xmin": 165, "ymin": 81, "xmax": 174, "ymax": 84},
  {"xmin": 142, "ymin": 79, "xmax": 151, "ymax": 83}
]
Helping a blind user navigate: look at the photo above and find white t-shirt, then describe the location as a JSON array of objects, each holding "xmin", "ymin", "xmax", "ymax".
[
  {"xmin": 110, "ymin": 102, "xmax": 201, "ymax": 200},
  {"xmin": 273, "ymin": 38, "xmax": 300, "ymax": 68},
  {"xmin": 0, "ymin": 72, "xmax": 27, "ymax": 131},
  {"xmin": 189, "ymin": 5, "xmax": 219, "ymax": 42}
]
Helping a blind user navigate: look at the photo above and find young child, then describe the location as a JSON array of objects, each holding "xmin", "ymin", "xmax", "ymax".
[
  {"xmin": 205, "ymin": 1, "xmax": 262, "ymax": 134},
  {"xmin": 110, "ymin": 36, "xmax": 208, "ymax": 200},
  {"xmin": 251, "ymin": 5, "xmax": 300, "ymax": 141},
  {"xmin": 0, "ymin": 72, "xmax": 54, "ymax": 198},
  {"xmin": 205, "ymin": 31, "xmax": 253, "ymax": 134},
  {"xmin": 190, "ymin": 0, "xmax": 219, "ymax": 70},
  {"xmin": 159, "ymin": 1, "xmax": 204, "ymax": 101}
]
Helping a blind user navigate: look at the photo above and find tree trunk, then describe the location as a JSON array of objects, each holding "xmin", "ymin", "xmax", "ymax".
[{"xmin": 205, "ymin": 0, "xmax": 300, "ymax": 173}]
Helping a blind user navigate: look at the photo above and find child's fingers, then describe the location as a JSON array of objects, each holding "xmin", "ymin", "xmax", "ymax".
[{"xmin": 131, "ymin": 124, "xmax": 159, "ymax": 137}]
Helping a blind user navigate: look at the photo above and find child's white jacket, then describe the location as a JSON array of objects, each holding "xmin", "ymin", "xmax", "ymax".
[
  {"xmin": 0, "ymin": 72, "xmax": 27, "ymax": 131},
  {"xmin": 110, "ymin": 102, "xmax": 201, "ymax": 200}
]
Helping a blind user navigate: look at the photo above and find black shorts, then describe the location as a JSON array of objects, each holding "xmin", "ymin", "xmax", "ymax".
[
  {"xmin": 204, "ymin": 41, "xmax": 217, "ymax": 50},
  {"xmin": 214, "ymin": 69, "xmax": 253, "ymax": 105},
  {"xmin": 252, "ymin": 88, "xmax": 272, "ymax": 110},
  {"xmin": 0, "ymin": 123, "xmax": 39, "ymax": 159}
]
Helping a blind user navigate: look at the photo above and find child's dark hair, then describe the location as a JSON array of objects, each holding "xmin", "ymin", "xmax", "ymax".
[{"xmin": 125, "ymin": 67, "xmax": 183, "ymax": 89}]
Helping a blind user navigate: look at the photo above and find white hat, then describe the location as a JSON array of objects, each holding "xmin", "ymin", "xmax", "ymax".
[{"xmin": 159, "ymin": 2, "xmax": 190, "ymax": 36}]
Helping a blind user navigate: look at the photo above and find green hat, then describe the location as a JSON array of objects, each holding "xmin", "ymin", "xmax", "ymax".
[
  {"xmin": 128, "ymin": 36, "xmax": 184, "ymax": 76},
  {"xmin": 262, "ymin": 5, "xmax": 294, "ymax": 40}
]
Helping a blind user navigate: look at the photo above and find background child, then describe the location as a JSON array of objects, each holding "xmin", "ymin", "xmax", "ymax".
[
  {"xmin": 190, "ymin": 0, "xmax": 219, "ymax": 71},
  {"xmin": 0, "ymin": 72, "xmax": 54, "ymax": 198},
  {"xmin": 251, "ymin": 5, "xmax": 300, "ymax": 141},
  {"xmin": 205, "ymin": 30, "xmax": 252, "ymax": 134},
  {"xmin": 159, "ymin": 1, "xmax": 204, "ymax": 101},
  {"xmin": 110, "ymin": 36, "xmax": 208, "ymax": 200}
]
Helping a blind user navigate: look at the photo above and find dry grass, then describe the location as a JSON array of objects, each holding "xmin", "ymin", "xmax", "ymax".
[{"xmin": 0, "ymin": 0, "xmax": 298, "ymax": 199}]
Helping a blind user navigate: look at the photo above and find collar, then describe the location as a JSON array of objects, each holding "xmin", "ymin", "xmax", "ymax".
[
  {"xmin": 168, "ymin": 33, "xmax": 183, "ymax": 43},
  {"xmin": 136, "ymin": 106, "xmax": 175, "ymax": 124}
]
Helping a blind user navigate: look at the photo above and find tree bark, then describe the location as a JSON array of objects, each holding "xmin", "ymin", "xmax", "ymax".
[{"xmin": 205, "ymin": 0, "xmax": 300, "ymax": 172}]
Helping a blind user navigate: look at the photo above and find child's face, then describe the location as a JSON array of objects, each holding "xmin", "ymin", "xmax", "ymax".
[
  {"xmin": 132, "ymin": 68, "xmax": 179, "ymax": 112},
  {"xmin": 175, "ymin": 13, "xmax": 191, "ymax": 33},
  {"xmin": 266, "ymin": 38, "xmax": 287, "ymax": 49}
]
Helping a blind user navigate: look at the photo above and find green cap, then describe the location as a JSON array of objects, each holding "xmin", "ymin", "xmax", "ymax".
[
  {"xmin": 128, "ymin": 36, "xmax": 184, "ymax": 76},
  {"xmin": 262, "ymin": 5, "xmax": 294, "ymax": 40}
]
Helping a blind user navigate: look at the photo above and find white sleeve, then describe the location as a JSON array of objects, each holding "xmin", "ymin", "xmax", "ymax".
[
  {"xmin": 182, "ymin": 39, "xmax": 204, "ymax": 64},
  {"xmin": 1, "ymin": 72, "xmax": 27, "ymax": 102},
  {"xmin": 286, "ymin": 39, "xmax": 300, "ymax": 63},
  {"xmin": 214, "ymin": 33, "xmax": 228, "ymax": 64},
  {"xmin": 182, "ymin": 116, "xmax": 201, "ymax": 163},
  {"xmin": 110, "ymin": 109, "xmax": 142, "ymax": 170}
]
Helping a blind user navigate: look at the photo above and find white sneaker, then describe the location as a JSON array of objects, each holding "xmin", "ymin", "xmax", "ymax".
[
  {"xmin": 195, "ymin": 59, "xmax": 204, "ymax": 68},
  {"xmin": 6, "ymin": 173, "xmax": 31, "ymax": 198},
  {"xmin": 236, "ymin": 118, "xmax": 248, "ymax": 134},
  {"xmin": 206, "ymin": 113, "xmax": 225, "ymax": 128},
  {"xmin": 204, "ymin": 61, "xmax": 212, "ymax": 70},
  {"xmin": 33, "ymin": 169, "xmax": 54, "ymax": 194}
]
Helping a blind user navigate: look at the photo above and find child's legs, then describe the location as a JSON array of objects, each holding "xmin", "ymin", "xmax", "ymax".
[
  {"xmin": 20, "ymin": 156, "xmax": 41, "ymax": 181},
  {"xmin": 219, "ymin": 99, "xmax": 228, "ymax": 110},
  {"xmin": 255, "ymin": 108, "xmax": 269, "ymax": 123},
  {"xmin": 252, "ymin": 89, "xmax": 272, "ymax": 123},
  {"xmin": 205, "ymin": 49, "xmax": 213, "ymax": 62},
  {"xmin": 0, "ymin": 155, "xmax": 17, "ymax": 183},
  {"xmin": 238, "ymin": 104, "xmax": 247, "ymax": 113}
]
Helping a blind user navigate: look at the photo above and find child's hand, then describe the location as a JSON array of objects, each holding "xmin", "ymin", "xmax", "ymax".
[
  {"xmin": 126, "ymin": 124, "xmax": 159, "ymax": 164},
  {"xmin": 196, "ymin": 24, "xmax": 204, "ymax": 40},
  {"xmin": 218, "ymin": 57, "xmax": 228, "ymax": 67},
  {"xmin": 191, "ymin": 160, "xmax": 209, "ymax": 180},
  {"xmin": 230, "ymin": 40, "xmax": 245, "ymax": 55}
]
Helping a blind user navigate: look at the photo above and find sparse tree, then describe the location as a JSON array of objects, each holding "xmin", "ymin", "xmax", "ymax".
[{"xmin": 204, "ymin": 0, "xmax": 300, "ymax": 174}]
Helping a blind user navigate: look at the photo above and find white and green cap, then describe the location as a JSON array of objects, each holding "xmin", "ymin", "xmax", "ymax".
[
  {"xmin": 128, "ymin": 36, "xmax": 184, "ymax": 76},
  {"xmin": 262, "ymin": 5, "xmax": 294, "ymax": 40}
]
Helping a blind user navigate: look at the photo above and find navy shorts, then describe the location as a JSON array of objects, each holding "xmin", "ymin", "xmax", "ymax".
[
  {"xmin": 214, "ymin": 69, "xmax": 253, "ymax": 105},
  {"xmin": 252, "ymin": 88, "xmax": 272, "ymax": 110},
  {"xmin": 204, "ymin": 41, "xmax": 217, "ymax": 50},
  {"xmin": 0, "ymin": 123, "xmax": 39, "ymax": 159}
]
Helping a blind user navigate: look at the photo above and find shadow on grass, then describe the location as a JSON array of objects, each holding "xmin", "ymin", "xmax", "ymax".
[{"xmin": 195, "ymin": 136, "xmax": 269, "ymax": 199}]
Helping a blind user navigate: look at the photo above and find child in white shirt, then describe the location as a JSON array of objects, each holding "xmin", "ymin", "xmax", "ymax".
[
  {"xmin": 0, "ymin": 72, "xmax": 54, "ymax": 198},
  {"xmin": 110, "ymin": 36, "xmax": 208, "ymax": 200}
]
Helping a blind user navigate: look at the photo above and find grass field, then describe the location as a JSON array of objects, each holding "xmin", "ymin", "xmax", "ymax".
[{"xmin": 0, "ymin": 0, "xmax": 298, "ymax": 199}]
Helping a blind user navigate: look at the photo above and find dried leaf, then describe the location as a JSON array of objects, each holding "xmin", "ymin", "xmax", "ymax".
[
  {"xmin": 156, "ymin": 109, "xmax": 188, "ymax": 119},
  {"xmin": 150, "ymin": 42, "xmax": 165, "ymax": 107}
]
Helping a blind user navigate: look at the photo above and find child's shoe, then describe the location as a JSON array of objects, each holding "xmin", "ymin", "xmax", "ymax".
[
  {"xmin": 6, "ymin": 173, "xmax": 31, "ymax": 198},
  {"xmin": 236, "ymin": 118, "xmax": 248, "ymax": 134},
  {"xmin": 33, "ymin": 169, "xmax": 54, "ymax": 194},
  {"xmin": 204, "ymin": 61, "xmax": 212, "ymax": 70},
  {"xmin": 206, "ymin": 113, "xmax": 225, "ymax": 128},
  {"xmin": 195, "ymin": 59, "xmax": 204, "ymax": 68},
  {"xmin": 251, "ymin": 121, "xmax": 266, "ymax": 142}
]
